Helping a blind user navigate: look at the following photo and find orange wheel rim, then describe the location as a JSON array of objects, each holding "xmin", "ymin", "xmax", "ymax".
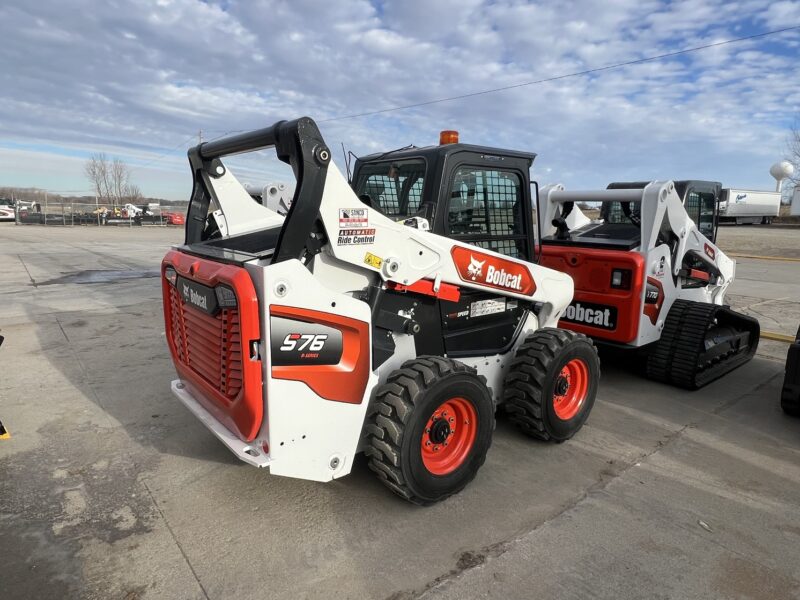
[
  {"xmin": 552, "ymin": 358, "xmax": 589, "ymax": 420},
  {"xmin": 420, "ymin": 397, "xmax": 477, "ymax": 475}
]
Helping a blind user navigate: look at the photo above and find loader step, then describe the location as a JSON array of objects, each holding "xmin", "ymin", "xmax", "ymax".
[{"xmin": 646, "ymin": 299, "xmax": 760, "ymax": 390}]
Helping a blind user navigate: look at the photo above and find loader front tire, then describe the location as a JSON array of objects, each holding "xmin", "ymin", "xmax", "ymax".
[
  {"xmin": 365, "ymin": 357, "xmax": 494, "ymax": 505},
  {"xmin": 503, "ymin": 328, "xmax": 599, "ymax": 442}
]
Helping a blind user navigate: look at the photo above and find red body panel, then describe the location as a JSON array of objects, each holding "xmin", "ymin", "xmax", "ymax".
[
  {"xmin": 540, "ymin": 246, "xmax": 645, "ymax": 344},
  {"xmin": 162, "ymin": 250, "xmax": 263, "ymax": 441},
  {"xmin": 387, "ymin": 279, "xmax": 461, "ymax": 302},
  {"xmin": 270, "ymin": 305, "xmax": 370, "ymax": 404}
]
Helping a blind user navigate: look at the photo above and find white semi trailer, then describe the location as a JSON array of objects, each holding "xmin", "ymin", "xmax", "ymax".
[
  {"xmin": 718, "ymin": 161, "xmax": 793, "ymax": 225},
  {"xmin": 718, "ymin": 189, "xmax": 781, "ymax": 224}
]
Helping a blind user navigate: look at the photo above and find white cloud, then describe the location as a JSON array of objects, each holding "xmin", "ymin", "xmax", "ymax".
[{"xmin": 0, "ymin": 0, "xmax": 798, "ymax": 199}]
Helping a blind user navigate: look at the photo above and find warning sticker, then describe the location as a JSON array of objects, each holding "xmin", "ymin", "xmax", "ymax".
[
  {"xmin": 339, "ymin": 208, "xmax": 369, "ymax": 228},
  {"xmin": 364, "ymin": 252, "xmax": 383, "ymax": 269},
  {"xmin": 338, "ymin": 228, "xmax": 376, "ymax": 245},
  {"xmin": 470, "ymin": 298, "xmax": 506, "ymax": 318}
]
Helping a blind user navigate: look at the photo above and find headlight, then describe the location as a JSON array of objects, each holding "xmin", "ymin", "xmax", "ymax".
[
  {"xmin": 610, "ymin": 269, "xmax": 631, "ymax": 290},
  {"xmin": 164, "ymin": 266, "xmax": 177, "ymax": 286},
  {"xmin": 215, "ymin": 285, "xmax": 237, "ymax": 308}
]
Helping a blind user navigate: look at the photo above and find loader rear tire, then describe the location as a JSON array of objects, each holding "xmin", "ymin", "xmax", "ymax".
[
  {"xmin": 503, "ymin": 328, "xmax": 600, "ymax": 442},
  {"xmin": 364, "ymin": 356, "xmax": 494, "ymax": 505}
]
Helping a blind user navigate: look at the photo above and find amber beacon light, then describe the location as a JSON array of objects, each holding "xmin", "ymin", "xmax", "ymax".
[{"xmin": 439, "ymin": 130, "xmax": 459, "ymax": 145}]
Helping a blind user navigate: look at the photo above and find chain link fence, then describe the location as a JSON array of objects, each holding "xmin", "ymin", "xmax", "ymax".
[{"xmin": 9, "ymin": 202, "xmax": 187, "ymax": 227}]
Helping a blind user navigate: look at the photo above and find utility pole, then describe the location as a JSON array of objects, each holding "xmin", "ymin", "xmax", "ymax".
[{"xmin": 198, "ymin": 129, "xmax": 203, "ymax": 144}]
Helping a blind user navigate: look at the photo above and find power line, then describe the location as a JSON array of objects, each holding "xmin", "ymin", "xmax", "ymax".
[
  {"xmin": 320, "ymin": 24, "xmax": 800, "ymax": 123},
  {"xmin": 134, "ymin": 133, "xmax": 201, "ymax": 169}
]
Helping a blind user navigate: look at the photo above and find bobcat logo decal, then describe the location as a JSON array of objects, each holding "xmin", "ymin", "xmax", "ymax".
[
  {"xmin": 467, "ymin": 256, "xmax": 485, "ymax": 280},
  {"xmin": 451, "ymin": 247, "xmax": 536, "ymax": 295}
]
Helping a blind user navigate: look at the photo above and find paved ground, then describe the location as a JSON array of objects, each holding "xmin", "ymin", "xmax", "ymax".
[{"xmin": 1, "ymin": 224, "xmax": 799, "ymax": 600}]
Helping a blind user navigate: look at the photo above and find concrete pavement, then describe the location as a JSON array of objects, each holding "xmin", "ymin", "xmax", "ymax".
[{"xmin": 1, "ymin": 224, "xmax": 798, "ymax": 600}]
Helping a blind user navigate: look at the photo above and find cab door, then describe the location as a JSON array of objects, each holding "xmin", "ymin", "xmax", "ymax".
[
  {"xmin": 683, "ymin": 182, "xmax": 721, "ymax": 243},
  {"xmin": 438, "ymin": 163, "xmax": 531, "ymax": 356}
]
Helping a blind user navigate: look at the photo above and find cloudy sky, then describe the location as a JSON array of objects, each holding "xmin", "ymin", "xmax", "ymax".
[{"xmin": 1, "ymin": 0, "xmax": 799, "ymax": 200}]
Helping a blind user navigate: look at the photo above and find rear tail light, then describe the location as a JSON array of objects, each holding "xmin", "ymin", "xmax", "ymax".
[
  {"xmin": 215, "ymin": 285, "xmax": 237, "ymax": 308},
  {"xmin": 611, "ymin": 269, "xmax": 631, "ymax": 289},
  {"xmin": 164, "ymin": 266, "xmax": 177, "ymax": 286}
]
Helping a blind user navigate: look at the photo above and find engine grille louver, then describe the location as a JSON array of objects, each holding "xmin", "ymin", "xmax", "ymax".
[{"xmin": 168, "ymin": 286, "xmax": 242, "ymax": 402}]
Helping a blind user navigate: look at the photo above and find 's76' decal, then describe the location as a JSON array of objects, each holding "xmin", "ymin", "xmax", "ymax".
[{"xmin": 279, "ymin": 333, "xmax": 328, "ymax": 352}]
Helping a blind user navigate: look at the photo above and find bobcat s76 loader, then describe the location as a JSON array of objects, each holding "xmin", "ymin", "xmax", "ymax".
[{"xmin": 161, "ymin": 119, "xmax": 600, "ymax": 504}]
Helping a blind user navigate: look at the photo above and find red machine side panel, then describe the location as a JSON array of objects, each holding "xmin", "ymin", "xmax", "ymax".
[
  {"xmin": 270, "ymin": 305, "xmax": 370, "ymax": 404},
  {"xmin": 162, "ymin": 250, "xmax": 263, "ymax": 441},
  {"xmin": 539, "ymin": 246, "xmax": 645, "ymax": 344}
]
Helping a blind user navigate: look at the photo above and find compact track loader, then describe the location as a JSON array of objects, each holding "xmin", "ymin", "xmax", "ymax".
[
  {"xmin": 538, "ymin": 180, "xmax": 759, "ymax": 389},
  {"xmin": 161, "ymin": 119, "xmax": 600, "ymax": 504}
]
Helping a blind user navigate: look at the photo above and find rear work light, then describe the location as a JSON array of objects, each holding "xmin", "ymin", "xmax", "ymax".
[
  {"xmin": 215, "ymin": 285, "xmax": 237, "ymax": 308},
  {"xmin": 164, "ymin": 266, "xmax": 177, "ymax": 286},
  {"xmin": 610, "ymin": 269, "xmax": 632, "ymax": 290}
]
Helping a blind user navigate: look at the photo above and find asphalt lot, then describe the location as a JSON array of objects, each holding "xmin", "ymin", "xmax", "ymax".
[{"xmin": 1, "ymin": 223, "xmax": 799, "ymax": 600}]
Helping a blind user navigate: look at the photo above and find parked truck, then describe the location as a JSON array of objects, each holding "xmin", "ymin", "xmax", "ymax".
[{"xmin": 718, "ymin": 188, "xmax": 781, "ymax": 224}]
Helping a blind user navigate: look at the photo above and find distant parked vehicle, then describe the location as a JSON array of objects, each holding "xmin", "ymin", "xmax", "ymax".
[
  {"xmin": 0, "ymin": 198, "xmax": 15, "ymax": 221},
  {"xmin": 718, "ymin": 189, "xmax": 781, "ymax": 225},
  {"xmin": 161, "ymin": 211, "xmax": 185, "ymax": 225}
]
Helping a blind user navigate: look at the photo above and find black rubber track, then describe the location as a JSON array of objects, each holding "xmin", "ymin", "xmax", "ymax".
[
  {"xmin": 502, "ymin": 328, "xmax": 599, "ymax": 442},
  {"xmin": 364, "ymin": 356, "xmax": 493, "ymax": 505},
  {"xmin": 646, "ymin": 299, "xmax": 759, "ymax": 390}
]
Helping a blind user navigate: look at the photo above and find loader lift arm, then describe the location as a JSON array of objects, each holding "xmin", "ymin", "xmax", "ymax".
[{"xmin": 185, "ymin": 117, "xmax": 330, "ymax": 265}]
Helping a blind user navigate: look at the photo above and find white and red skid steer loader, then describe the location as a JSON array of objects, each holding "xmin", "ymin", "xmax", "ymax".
[
  {"xmin": 161, "ymin": 118, "xmax": 600, "ymax": 504},
  {"xmin": 538, "ymin": 180, "xmax": 759, "ymax": 389}
]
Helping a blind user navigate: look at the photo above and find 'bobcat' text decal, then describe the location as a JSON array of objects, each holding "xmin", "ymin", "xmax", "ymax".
[{"xmin": 451, "ymin": 247, "xmax": 536, "ymax": 295}]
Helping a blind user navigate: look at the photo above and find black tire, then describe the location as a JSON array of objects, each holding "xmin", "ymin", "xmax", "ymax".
[
  {"xmin": 503, "ymin": 328, "xmax": 600, "ymax": 442},
  {"xmin": 781, "ymin": 327, "xmax": 800, "ymax": 417},
  {"xmin": 364, "ymin": 356, "xmax": 494, "ymax": 505}
]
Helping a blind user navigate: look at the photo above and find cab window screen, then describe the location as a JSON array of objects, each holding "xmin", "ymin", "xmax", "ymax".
[
  {"xmin": 354, "ymin": 159, "xmax": 425, "ymax": 219},
  {"xmin": 447, "ymin": 167, "xmax": 527, "ymax": 259}
]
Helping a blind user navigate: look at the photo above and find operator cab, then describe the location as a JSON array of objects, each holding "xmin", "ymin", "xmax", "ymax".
[
  {"xmin": 351, "ymin": 131, "xmax": 537, "ymax": 262},
  {"xmin": 606, "ymin": 180, "xmax": 721, "ymax": 243},
  {"xmin": 539, "ymin": 180, "xmax": 722, "ymax": 251},
  {"xmin": 351, "ymin": 132, "xmax": 539, "ymax": 359}
]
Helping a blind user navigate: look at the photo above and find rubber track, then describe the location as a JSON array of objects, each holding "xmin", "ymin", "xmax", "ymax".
[
  {"xmin": 364, "ymin": 356, "xmax": 492, "ymax": 505},
  {"xmin": 646, "ymin": 299, "xmax": 758, "ymax": 389},
  {"xmin": 502, "ymin": 328, "xmax": 595, "ymax": 441}
]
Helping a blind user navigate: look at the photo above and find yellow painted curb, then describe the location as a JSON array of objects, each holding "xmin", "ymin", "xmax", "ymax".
[
  {"xmin": 761, "ymin": 331, "xmax": 797, "ymax": 343},
  {"xmin": 729, "ymin": 253, "xmax": 800, "ymax": 263}
]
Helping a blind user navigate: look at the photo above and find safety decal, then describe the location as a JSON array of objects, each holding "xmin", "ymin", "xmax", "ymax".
[
  {"xmin": 470, "ymin": 298, "xmax": 506, "ymax": 318},
  {"xmin": 704, "ymin": 243, "xmax": 716, "ymax": 260},
  {"xmin": 451, "ymin": 247, "xmax": 535, "ymax": 295},
  {"xmin": 364, "ymin": 252, "xmax": 383, "ymax": 269},
  {"xmin": 655, "ymin": 255, "xmax": 666, "ymax": 278},
  {"xmin": 338, "ymin": 228, "xmax": 376, "ymax": 245},
  {"xmin": 339, "ymin": 208, "xmax": 369, "ymax": 229}
]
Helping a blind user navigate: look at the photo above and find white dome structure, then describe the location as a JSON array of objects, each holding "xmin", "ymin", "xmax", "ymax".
[{"xmin": 769, "ymin": 160, "xmax": 795, "ymax": 192}]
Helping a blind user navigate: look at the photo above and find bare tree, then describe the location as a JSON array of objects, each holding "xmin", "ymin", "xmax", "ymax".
[
  {"xmin": 788, "ymin": 124, "xmax": 800, "ymax": 187},
  {"xmin": 84, "ymin": 153, "xmax": 138, "ymax": 207},
  {"xmin": 123, "ymin": 183, "xmax": 143, "ymax": 204}
]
